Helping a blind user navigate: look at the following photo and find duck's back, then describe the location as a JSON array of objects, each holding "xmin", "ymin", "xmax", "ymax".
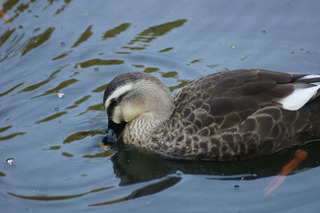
[{"xmin": 151, "ymin": 69, "xmax": 320, "ymax": 160}]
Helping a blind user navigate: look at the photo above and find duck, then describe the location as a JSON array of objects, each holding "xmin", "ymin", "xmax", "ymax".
[{"xmin": 103, "ymin": 69, "xmax": 320, "ymax": 161}]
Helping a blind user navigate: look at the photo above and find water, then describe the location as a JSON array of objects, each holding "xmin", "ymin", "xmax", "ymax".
[{"xmin": 1, "ymin": 0, "xmax": 320, "ymax": 212}]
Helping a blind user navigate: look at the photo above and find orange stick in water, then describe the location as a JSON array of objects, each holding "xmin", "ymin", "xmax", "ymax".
[{"xmin": 265, "ymin": 149, "xmax": 308, "ymax": 197}]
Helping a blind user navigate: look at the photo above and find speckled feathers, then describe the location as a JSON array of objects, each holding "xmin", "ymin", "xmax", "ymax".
[{"xmin": 104, "ymin": 69, "xmax": 320, "ymax": 160}]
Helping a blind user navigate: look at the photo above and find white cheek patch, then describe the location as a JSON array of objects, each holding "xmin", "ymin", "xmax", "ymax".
[
  {"xmin": 104, "ymin": 84, "xmax": 133, "ymax": 109},
  {"xmin": 112, "ymin": 106, "xmax": 122, "ymax": 124},
  {"xmin": 278, "ymin": 85, "xmax": 320, "ymax": 111},
  {"xmin": 122, "ymin": 103, "xmax": 145, "ymax": 122}
]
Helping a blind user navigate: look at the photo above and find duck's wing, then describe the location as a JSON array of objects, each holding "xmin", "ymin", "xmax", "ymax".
[
  {"xmin": 152, "ymin": 69, "xmax": 320, "ymax": 160},
  {"xmin": 172, "ymin": 69, "xmax": 320, "ymax": 133}
]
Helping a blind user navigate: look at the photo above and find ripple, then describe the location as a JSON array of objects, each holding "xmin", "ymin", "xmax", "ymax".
[
  {"xmin": 21, "ymin": 27, "xmax": 55, "ymax": 56},
  {"xmin": 63, "ymin": 129, "xmax": 106, "ymax": 144},
  {"xmin": 102, "ymin": 22, "xmax": 131, "ymax": 40},
  {"xmin": 71, "ymin": 25, "xmax": 93, "ymax": 48},
  {"xmin": 0, "ymin": 132, "xmax": 26, "ymax": 141},
  {"xmin": 75, "ymin": 58, "xmax": 124, "ymax": 68},
  {"xmin": 19, "ymin": 65, "xmax": 67, "ymax": 92},
  {"xmin": 31, "ymin": 78, "xmax": 79, "ymax": 99},
  {"xmin": 82, "ymin": 149, "xmax": 114, "ymax": 158},
  {"xmin": 0, "ymin": 82, "xmax": 24, "ymax": 97},
  {"xmin": 35, "ymin": 111, "xmax": 67, "ymax": 124},
  {"xmin": 7, "ymin": 185, "xmax": 115, "ymax": 201},
  {"xmin": 89, "ymin": 176, "xmax": 181, "ymax": 206}
]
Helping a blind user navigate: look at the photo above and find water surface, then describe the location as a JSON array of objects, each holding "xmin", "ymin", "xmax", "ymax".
[{"xmin": 1, "ymin": 1, "xmax": 320, "ymax": 212}]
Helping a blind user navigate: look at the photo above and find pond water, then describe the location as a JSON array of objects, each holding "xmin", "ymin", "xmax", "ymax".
[{"xmin": 1, "ymin": 0, "xmax": 320, "ymax": 212}]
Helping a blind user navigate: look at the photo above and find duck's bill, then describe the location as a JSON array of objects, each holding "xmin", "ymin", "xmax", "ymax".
[
  {"xmin": 100, "ymin": 119, "xmax": 126, "ymax": 147},
  {"xmin": 108, "ymin": 119, "xmax": 127, "ymax": 138}
]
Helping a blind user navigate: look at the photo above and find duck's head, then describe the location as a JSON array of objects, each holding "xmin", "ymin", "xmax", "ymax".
[{"xmin": 103, "ymin": 72, "xmax": 175, "ymax": 137}]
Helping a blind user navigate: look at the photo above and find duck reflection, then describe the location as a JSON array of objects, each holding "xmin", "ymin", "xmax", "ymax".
[{"xmin": 105, "ymin": 136, "xmax": 320, "ymax": 186}]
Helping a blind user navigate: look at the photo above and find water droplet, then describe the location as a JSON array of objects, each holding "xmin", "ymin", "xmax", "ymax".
[
  {"xmin": 6, "ymin": 158, "xmax": 14, "ymax": 166},
  {"xmin": 56, "ymin": 92, "xmax": 64, "ymax": 98}
]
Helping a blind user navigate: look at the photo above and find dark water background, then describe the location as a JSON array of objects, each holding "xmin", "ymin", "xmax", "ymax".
[{"xmin": 1, "ymin": 0, "xmax": 320, "ymax": 212}]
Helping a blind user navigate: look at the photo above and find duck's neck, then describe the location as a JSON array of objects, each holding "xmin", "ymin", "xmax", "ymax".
[{"xmin": 122, "ymin": 111, "xmax": 171, "ymax": 146}]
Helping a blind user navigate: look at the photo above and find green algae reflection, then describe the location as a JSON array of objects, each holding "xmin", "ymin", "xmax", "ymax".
[
  {"xmin": 75, "ymin": 58, "xmax": 124, "ymax": 68},
  {"xmin": 124, "ymin": 19, "xmax": 186, "ymax": 50},
  {"xmin": 35, "ymin": 111, "xmax": 67, "ymax": 124},
  {"xmin": 63, "ymin": 129, "xmax": 106, "ymax": 144},
  {"xmin": 31, "ymin": 78, "xmax": 79, "ymax": 99},
  {"xmin": 72, "ymin": 25, "xmax": 93, "ymax": 48},
  {"xmin": 102, "ymin": 22, "xmax": 131, "ymax": 40},
  {"xmin": 21, "ymin": 27, "xmax": 55, "ymax": 56}
]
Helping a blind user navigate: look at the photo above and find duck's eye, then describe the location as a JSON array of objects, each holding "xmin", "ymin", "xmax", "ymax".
[{"xmin": 111, "ymin": 98, "xmax": 118, "ymax": 105}]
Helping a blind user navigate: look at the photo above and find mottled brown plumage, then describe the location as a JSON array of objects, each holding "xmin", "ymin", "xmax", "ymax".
[{"xmin": 103, "ymin": 69, "xmax": 320, "ymax": 160}]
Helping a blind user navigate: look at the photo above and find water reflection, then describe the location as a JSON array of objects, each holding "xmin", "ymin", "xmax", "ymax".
[
  {"xmin": 0, "ymin": 29, "xmax": 15, "ymax": 48},
  {"xmin": 35, "ymin": 111, "xmax": 67, "ymax": 124},
  {"xmin": 92, "ymin": 83, "xmax": 108, "ymax": 93},
  {"xmin": 19, "ymin": 65, "xmax": 67, "ymax": 92},
  {"xmin": 124, "ymin": 19, "xmax": 187, "ymax": 51},
  {"xmin": 72, "ymin": 25, "xmax": 93, "ymax": 48},
  {"xmin": 0, "ymin": 82, "xmax": 23, "ymax": 97},
  {"xmin": 75, "ymin": 58, "xmax": 124, "ymax": 68},
  {"xmin": 1, "ymin": 0, "xmax": 319, "ymax": 211},
  {"xmin": 22, "ymin": 27, "xmax": 55, "ymax": 56},
  {"xmin": 53, "ymin": 0, "xmax": 73, "ymax": 16},
  {"xmin": 77, "ymin": 103, "xmax": 104, "ymax": 116},
  {"xmin": 8, "ymin": 185, "xmax": 115, "ymax": 201},
  {"xmin": 158, "ymin": 47, "xmax": 174, "ymax": 53},
  {"xmin": 52, "ymin": 50, "xmax": 72, "ymax": 61},
  {"xmin": 63, "ymin": 129, "xmax": 106, "ymax": 144},
  {"xmin": 108, "ymin": 139, "xmax": 320, "ymax": 186},
  {"xmin": 82, "ymin": 149, "xmax": 114, "ymax": 158},
  {"xmin": 0, "ymin": 131, "xmax": 26, "ymax": 141},
  {"xmin": 31, "ymin": 78, "xmax": 78, "ymax": 99},
  {"xmin": 102, "ymin": 22, "xmax": 131, "ymax": 40},
  {"xmin": 0, "ymin": 125, "xmax": 26, "ymax": 140},
  {"xmin": 89, "ymin": 176, "xmax": 181, "ymax": 206},
  {"xmin": 66, "ymin": 95, "xmax": 91, "ymax": 109}
]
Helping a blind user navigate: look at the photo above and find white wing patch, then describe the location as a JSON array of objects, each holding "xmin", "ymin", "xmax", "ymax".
[
  {"xmin": 277, "ymin": 74, "xmax": 320, "ymax": 111},
  {"xmin": 299, "ymin": 74, "xmax": 320, "ymax": 81}
]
